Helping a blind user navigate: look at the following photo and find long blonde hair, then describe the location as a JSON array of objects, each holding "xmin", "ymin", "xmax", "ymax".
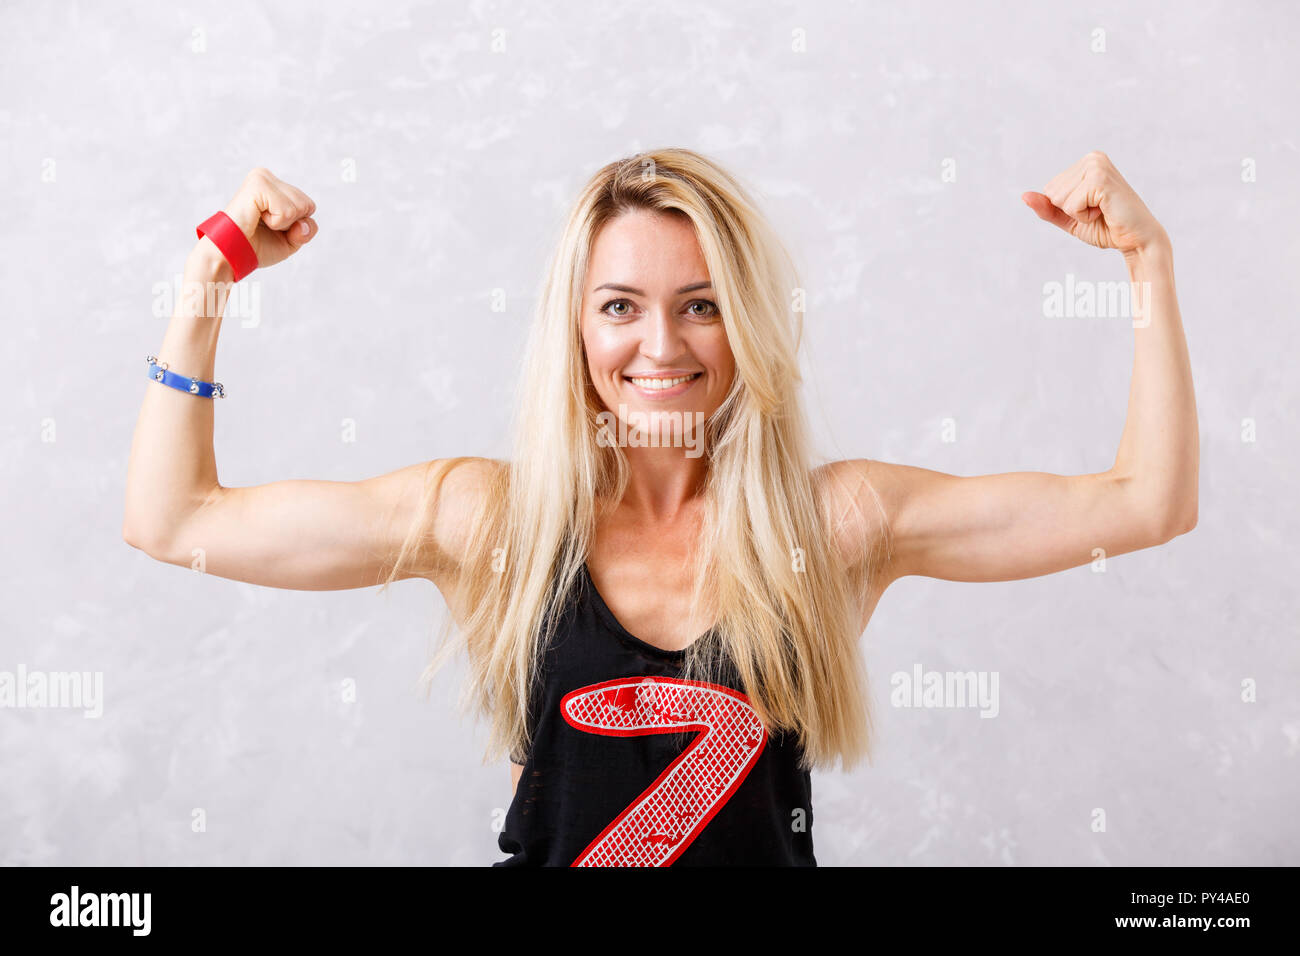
[{"xmin": 381, "ymin": 147, "xmax": 885, "ymax": 771}]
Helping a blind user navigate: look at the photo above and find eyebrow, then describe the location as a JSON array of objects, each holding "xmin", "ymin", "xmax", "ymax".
[{"xmin": 592, "ymin": 281, "xmax": 714, "ymax": 296}]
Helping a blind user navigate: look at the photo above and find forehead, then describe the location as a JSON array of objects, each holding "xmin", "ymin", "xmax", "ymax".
[{"xmin": 587, "ymin": 209, "xmax": 709, "ymax": 289}]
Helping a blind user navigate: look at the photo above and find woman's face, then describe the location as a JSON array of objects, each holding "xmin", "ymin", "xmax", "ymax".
[{"xmin": 580, "ymin": 209, "xmax": 736, "ymax": 427}]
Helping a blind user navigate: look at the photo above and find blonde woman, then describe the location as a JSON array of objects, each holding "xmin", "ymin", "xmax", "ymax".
[{"xmin": 123, "ymin": 149, "xmax": 1198, "ymax": 866}]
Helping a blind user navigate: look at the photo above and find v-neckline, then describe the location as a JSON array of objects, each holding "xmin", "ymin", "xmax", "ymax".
[{"xmin": 581, "ymin": 561, "xmax": 714, "ymax": 659}]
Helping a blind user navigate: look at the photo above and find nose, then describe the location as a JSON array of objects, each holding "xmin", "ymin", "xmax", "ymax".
[{"xmin": 639, "ymin": 308, "xmax": 687, "ymax": 364}]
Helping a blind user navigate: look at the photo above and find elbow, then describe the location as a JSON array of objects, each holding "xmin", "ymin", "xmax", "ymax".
[
  {"xmin": 1112, "ymin": 471, "xmax": 1197, "ymax": 544},
  {"xmin": 122, "ymin": 514, "xmax": 147, "ymax": 552},
  {"xmin": 122, "ymin": 521, "xmax": 170, "ymax": 560},
  {"xmin": 1157, "ymin": 503, "xmax": 1198, "ymax": 543},
  {"xmin": 122, "ymin": 526, "xmax": 151, "ymax": 555},
  {"xmin": 122, "ymin": 519, "xmax": 144, "ymax": 551}
]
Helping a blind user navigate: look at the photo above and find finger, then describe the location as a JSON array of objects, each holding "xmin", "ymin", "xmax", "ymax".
[
  {"xmin": 285, "ymin": 215, "xmax": 316, "ymax": 250},
  {"xmin": 282, "ymin": 182, "xmax": 317, "ymax": 219},
  {"xmin": 253, "ymin": 173, "xmax": 313, "ymax": 231},
  {"xmin": 259, "ymin": 189, "xmax": 311, "ymax": 231},
  {"xmin": 1021, "ymin": 191, "xmax": 1075, "ymax": 233},
  {"xmin": 1041, "ymin": 156, "xmax": 1088, "ymax": 210},
  {"xmin": 1060, "ymin": 179, "xmax": 1102, "ymax": 221},
  {"xmin": 263, "ymin": 171, "xmax": 316, "ymax": 219}
]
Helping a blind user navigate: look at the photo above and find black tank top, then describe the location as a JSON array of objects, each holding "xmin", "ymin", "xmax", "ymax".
[{"xmin": 494, "ymin": 562, "xmax": 816, "ymax": 866}]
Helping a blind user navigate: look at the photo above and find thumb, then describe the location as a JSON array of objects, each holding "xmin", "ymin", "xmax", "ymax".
[
  {"xmin": 1021, "ymin": 191, "xmax": 1075, "ymax": 233},
  {"xmin": 284, "ymin": 216, "xmax": 317, "ymax": 251}
]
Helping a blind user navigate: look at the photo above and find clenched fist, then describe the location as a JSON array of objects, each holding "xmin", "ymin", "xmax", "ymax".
[
  {"xmin": 195, "ymin": 167, "xmax": 318, "ymax": 274},
  {"xmin": 1022, "ymin": 152, "xmax": 1168, "ymax": 256}
]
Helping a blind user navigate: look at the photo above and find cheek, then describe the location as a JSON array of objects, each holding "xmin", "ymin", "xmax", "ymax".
[
  {"xmin": 582, "ymin": 329, "xmax": 626, "ymax": 383},
  {"xmin": 585, "ymin": 326, "xmax": 636, "ymax": 368},
  {"xmin": 700, "ymin": 332, "xmax": 735, "ymax": 375}
]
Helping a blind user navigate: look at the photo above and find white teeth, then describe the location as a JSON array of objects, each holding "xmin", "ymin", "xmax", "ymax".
[{"xmin": 628, "ymin": 374, "xmax": 698, "ymax": 390}]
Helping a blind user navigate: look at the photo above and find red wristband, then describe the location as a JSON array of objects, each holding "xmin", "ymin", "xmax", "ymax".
[{"xmin": 195, "ymin": 211, "xmax": 259, "ymax": 281}]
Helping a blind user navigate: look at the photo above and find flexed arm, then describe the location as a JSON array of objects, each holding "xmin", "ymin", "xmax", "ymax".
[
  {"xmin": 826, "ymin": 152, "xmax": 1198, "ymax": 586},
  {"xmin": 122, "ymin": 168, "xmax": 489, "ymax": 594},
  {"xmin": 1022, "ymin": 151, "xmax": 1198, "ymax": 536},
  {"xmin": 123, "ymin": 167, "xmax": 319, "ymax": 551}
]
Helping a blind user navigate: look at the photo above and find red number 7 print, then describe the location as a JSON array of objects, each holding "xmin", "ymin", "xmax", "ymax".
[{"xmin": 560, "ymin": 676, "xmax": 767, "ymax": 867}]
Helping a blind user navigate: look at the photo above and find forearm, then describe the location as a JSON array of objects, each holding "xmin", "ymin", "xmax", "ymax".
[
  {"xmin": 122, "ymin": 239, "xmax": 235, "ymax": 548},
  {"xmin": 1109, "ymin": 236, "xmax": 1199, "ymax": 535}
]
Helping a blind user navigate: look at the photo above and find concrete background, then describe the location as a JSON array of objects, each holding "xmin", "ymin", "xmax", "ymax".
[{"xmin": 1, "ymin": 0, "xmax": 1296, "ymax": 865}]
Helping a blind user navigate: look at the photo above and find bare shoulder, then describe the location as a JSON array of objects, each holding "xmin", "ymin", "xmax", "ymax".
[
  {"xmin": 407, "ymin": 456, "xmax": 508, "ymax": 594},
  {"xmin": 811, "ymin": 458, "xmax": 906, "ymax": 585}
]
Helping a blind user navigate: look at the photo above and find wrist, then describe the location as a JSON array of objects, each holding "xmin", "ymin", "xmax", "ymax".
[
  {"xmin": 187, "ymin": 238, "xmax": 236, "ymax": 283},
  {"xmin": 1123, "ymin": 230, "xmax": 1173, "ymax": 277},
  {"xmin": 178, "ymin": 240, "xmax": 237, "ymax": 320}
]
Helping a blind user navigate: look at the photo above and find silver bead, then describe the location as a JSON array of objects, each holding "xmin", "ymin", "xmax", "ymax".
[
  {"xmin": 155, "ymin": 370, "xmax": 164, "ymax": 381},
  {"xmin": 189, "ymin": 380, "xmax": 200, "ymax": 393}
]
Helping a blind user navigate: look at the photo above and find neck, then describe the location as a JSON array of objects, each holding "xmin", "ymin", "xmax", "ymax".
[{"xmin": 618, "ymin": 445, "xmax": 709, "ymax": 523}]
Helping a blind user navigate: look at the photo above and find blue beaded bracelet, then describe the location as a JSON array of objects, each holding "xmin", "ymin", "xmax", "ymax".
[{"xmin": 145, "ymin": 355, "xmax": 226, "ymax": 399}]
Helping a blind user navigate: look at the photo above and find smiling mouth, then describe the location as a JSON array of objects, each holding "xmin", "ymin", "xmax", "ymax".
[{"xmin": 623, "ymin": 372, "xmax": 703, "ymax": 390}]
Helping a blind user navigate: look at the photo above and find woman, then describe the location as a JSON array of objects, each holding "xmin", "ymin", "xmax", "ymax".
[{"xmin": 122, "ymin": 149, "xmax": 1198, "ymax": 866}]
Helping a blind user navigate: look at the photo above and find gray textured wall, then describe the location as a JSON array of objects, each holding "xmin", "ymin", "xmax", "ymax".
[{"xmin": 2, "ymin": 0, "xmax": 1296, "ymax": 866}]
